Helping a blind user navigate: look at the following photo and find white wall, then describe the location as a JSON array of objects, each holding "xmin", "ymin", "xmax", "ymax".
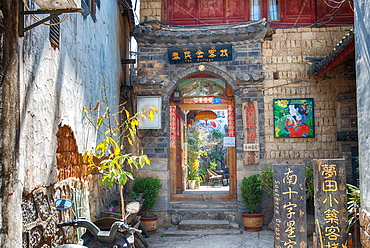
[{"xmin": 19, "ymin": 2, "xmax": 122, "ymax": 192}]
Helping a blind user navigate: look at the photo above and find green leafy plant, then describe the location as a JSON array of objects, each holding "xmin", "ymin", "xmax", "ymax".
[
  {"xmin": 346, "ymin": 183, "xmax": 360, "ymax": 233},
  {"xmin": 187, "ymin": 131, "xmax": 208, "ymax": 181},
  {"xmin": 132, "ymin": 177, "xmax": 162, "ymax": 216},
  {"xmin": 82, "ymin": 85, "xmax": 157, "ymax": 218},
  {"xmin": 241, "ymin": 174, "xmax": 262, "ymax": 214},
  {"xmin": 305, "ymin": 164, "xmax": 314, "ymax": 200},
  {"xmin": 258, "ymin": 168, "xmax": 273, "ymax": 196}
]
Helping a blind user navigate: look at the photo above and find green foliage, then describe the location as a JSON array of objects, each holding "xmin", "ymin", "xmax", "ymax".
[
  {"xmin": 305, "ymin": 164, "xmax": 314, "ymax": 200},
  {"xmin": 241, "ymin": 174, "xmax": 262, "ymax": 214},
  {"xmin": 132, "ymin": 177, "xmax": 162, "ymax": 214},
  {"xmin": 187, "ymin": 132, "xmax": 208, "ymax": 179},
  {"xmin": 257, "ymin": 165, "xmax": 314, "ymax": 200},
  {"xmin": 258, "ymin": 168, "xmax": 273, "ymax": 196},
  {"xmin": 346, "ymin": 183, "xmax": 360, "ymax": 233},
  {"xmin": 82, "ymin": 85, "xmax": 157, "ymax": 188}
]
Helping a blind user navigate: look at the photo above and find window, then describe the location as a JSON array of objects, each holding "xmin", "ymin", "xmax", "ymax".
[
  {"xmin": 268, "ymin": 0, "xmax": 279, "ymax": 21},
  {"xmin": 251, "ymin": 0, "xmax": 261, "ymax": 21},
  {"xmin": 49, "ymin": 17, "xmax": 60, "ymax": 49}
]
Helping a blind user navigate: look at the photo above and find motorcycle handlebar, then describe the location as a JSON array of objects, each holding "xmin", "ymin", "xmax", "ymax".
[
  {"xmin": 118, "ymin": 223, "xmax": 142, "ymax": 234},
  {"xmin": 57, "ymin": 221, "xmax": 77, "ymax": 228}
]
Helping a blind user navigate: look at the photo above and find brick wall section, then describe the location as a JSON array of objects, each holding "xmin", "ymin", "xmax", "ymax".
[
  {"xmin": 56, "ymin": 125, "xmax": 86, "ymax": 181},
  {"xmin": 262, "ymin": 27, "xmax": 356, "ymax": 164},
  {"xmin": 140, "ymin": 0, "xmax": 162, "ymax": 22}
]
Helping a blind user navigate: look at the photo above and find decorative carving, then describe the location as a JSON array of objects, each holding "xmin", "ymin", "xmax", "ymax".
[
  {"xmin": 34, "ymin": 192, "xmax": 51, "ymax": 221},
  {"xmin": 29, "ymin": 226, "xmax": 43, "ymax": 247},
  {"xmin": 22, "ymin": 198, "xmax": 38, "ymax": 224}
]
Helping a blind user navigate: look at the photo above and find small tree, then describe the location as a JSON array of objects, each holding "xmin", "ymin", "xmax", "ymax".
[
  {"xmin": 241, "ymin": 174, "xmax": 262, "ymax": 214},
  {"xmin": 82, "ymin": 86, "xmax": 157, "ymax": 218}
]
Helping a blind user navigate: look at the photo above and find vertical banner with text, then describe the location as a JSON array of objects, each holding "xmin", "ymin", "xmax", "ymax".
[
  {"xmin": 242, "ymin": 101, "xmax": 259, "ymax": 165},
  {"xmin": 313, "ymin": 159, "xmax": 347, "ymax": 248},
  {"xmin": 274, "ymin": 164, "xmax": 307, "ymax": 248}
]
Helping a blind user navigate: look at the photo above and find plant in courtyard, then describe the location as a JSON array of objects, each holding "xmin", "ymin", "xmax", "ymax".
[
  {"xmin": 346, "ymin": 183, "xmax": 360, "ymax": 233},
  {"xmin": 187, "ymin": 131, "xmax": 208, "ymax": 181},
  {"xmin": 82, "ymin": 86, "xmax": 157, "ymax": 218},
  {"xmin": 132, "ymin": 177, "xmax": 162, "ymax": 216},
  {"xmin": 241, "ymin": 174, "xmax": 263, "ymax": 214}
]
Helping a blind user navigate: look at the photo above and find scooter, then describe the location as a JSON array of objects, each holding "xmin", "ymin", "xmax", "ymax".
[{"xmin": 55, "ymin": 199, "xmax": 143, "ymax": 248}]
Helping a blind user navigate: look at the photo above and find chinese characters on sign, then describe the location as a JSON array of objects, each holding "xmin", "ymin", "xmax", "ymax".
[
  {"xmin": 169, "ymin": 106, "xmax": 176, "ymax": 148},
  {"xmin": 313, "ymin": 159, "xmax": 347, "ymax": 248},
  {"xmin": 274, "ymin": 164, "xmax": 307, "ymax": 248},
  {"xmin": 182, "ymin": 97, "xmax": 226, "ymax": 104},
  {"xmin": 168, "ymin": 44, "xmax": 233, "ymax": 64},
  {"xmin": 242, "ymin": 102, "xmax": 259, "ymax": 165},
  {"xmin": 227, "ymin": 104, "xmax": 235, "ymax": 137}
]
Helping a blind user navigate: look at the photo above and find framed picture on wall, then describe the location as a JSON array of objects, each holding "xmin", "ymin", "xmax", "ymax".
[{"xmin": 273, "ymin": 98, "xmax": 315, "ymax": 138}]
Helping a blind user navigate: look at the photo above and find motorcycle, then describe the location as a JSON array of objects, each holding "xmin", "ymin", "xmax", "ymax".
[{"xmin": 55, "ymin": 199, "xmax": 144, "ymax": 248}]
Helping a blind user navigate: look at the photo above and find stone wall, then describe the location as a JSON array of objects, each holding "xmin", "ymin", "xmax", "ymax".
[
  {"xmin": 262, "ymin": 27, "xmax": 356, "ymax": 167},
  {"xmin": 140, "ymin": 0, "xmax": 162, "ymax": 22}
]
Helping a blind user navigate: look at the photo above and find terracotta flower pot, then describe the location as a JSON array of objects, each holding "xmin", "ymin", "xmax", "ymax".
[
  {"xmin": 141, "ymin": 215, "xmax": 158, "ymax": 233},
  {"xmin": 241, "ymin": 213, "xmax": 263, "ymax": 231}
]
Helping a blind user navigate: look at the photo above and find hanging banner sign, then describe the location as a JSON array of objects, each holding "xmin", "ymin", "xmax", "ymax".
[
  {"xmin": 168, "ymin": 44, "xmax": 233, "ymax": 64},
  {"xmin": 274, "ymin": 164, "xmax": 307, "ymax": 248},
  {"xmin": 313, "ymin": 159, "xmax": 347, "ymax": 248},
  {"xmin": 242, "ymin": 101, "xmax": 259, "ymax": 165}
]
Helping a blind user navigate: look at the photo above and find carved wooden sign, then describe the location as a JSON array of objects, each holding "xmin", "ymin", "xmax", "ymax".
[
  {"xmin": 274, "ymin": 164, "xmax": 307, "ymax": 248},
  {"xmin": 168, "ymin": 44, "xmax": 232, "ymax": 64},
  {"xmin": 313, "ymin": 159, "xmax": 347, "ymax": 248},
  {"xmin": 242, "ymin": 101, "xmax": 259, "ymax": 165}
]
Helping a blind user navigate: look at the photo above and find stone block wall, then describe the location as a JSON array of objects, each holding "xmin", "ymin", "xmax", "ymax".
[
  {"xmin": 262, "ymin": 27, "xmax": 356, "ymax": 166},
  {"xmin": 140, "ymin": 0, "xmax": 162, "ymax": 22}
]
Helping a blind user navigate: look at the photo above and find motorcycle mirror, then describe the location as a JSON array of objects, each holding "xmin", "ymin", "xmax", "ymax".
[
  {"xmin": 126, "ymin": 201, "xmax": 140, "ymax": 214},
  {"xmin": 55, "ymin": 199, "xmax": 73, "ymax": 210}
]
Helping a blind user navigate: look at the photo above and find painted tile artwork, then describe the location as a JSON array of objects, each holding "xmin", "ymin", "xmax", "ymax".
[{"xmin": 273, "ymin": 98, "xmax": 314, "ymax": 138}]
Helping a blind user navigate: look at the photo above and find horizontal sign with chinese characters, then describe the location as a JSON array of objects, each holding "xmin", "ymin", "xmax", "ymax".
[
  {"xmin": 168, "ymin": 44, "xmax": 233, "ymax": 64},
  {"xmin": 243, "ymin": 143, "xmax": 260, "ymax": 151}
]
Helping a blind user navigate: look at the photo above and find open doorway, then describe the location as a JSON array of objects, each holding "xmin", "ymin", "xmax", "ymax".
[
  {"xmin": 169, "ymin": 74, "xmax": 236, "ymax": 201},
  {"xmin": 184, "ymin": 109, "xmax": 229, "ymax": 194}
]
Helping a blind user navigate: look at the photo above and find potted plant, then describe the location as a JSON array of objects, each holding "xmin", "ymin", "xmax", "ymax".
[
  {"xmin": 241, "ymin": 174, "xmax": 263, "ymax": 231},
  {"xmin": 132, "ymin": 176, "xmax": 162, "ymax": 233}
]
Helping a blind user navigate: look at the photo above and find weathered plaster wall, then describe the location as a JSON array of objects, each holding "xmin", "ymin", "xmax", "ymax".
[
  {"xmin": 19, "ymin": 2, "xmax": 121, "ymax": 193},
  {"xmin": 355, "ymin": 0, "xmax": 370, "ymax": 246},
  {"xmin": 262, "ymin": 27, "xmax": 356, "ymax": 166},
  {"xmin": 7, "ymin": 1, "xmax": 128, "ymax": 247}
]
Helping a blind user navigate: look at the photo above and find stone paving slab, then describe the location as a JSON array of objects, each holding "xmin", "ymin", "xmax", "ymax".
[{"xmin": 144, "ymin": 227, "xmax": 275, "ymax": 248}]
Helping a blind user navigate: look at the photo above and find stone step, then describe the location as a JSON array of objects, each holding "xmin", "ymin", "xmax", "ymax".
[
  {"xmin": 169, "ymin": 201, "xmax": 238, "ymax": 210},
  {"xmin": 179, "ymin": 219, "xmax": 230, "ymax": 230},
  {"xmin": 162, "ymin": 225, "xmax": 242, "ymax": 237}
]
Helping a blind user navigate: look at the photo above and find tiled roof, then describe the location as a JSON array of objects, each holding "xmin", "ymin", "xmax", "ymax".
[
  {"xmin": 133, "ymin": 19, "xmax": 269, "ymax": 46},
  {"xmin": 306, "ymin": 29, "xmax": 354, "ymax": 75}
]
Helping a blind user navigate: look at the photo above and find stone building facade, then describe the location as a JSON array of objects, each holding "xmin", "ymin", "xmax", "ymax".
[
  {"xmin": 0, "ymin": 0, "xmax": 134, "ymax": 246},
  {"xmin": 133, "ymin": 0, "xmax": 356, "ymax": 228}
]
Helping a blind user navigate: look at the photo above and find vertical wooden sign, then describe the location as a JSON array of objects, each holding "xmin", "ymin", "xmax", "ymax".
[
  {"xmin": 169, "ymin": 106, "xmax": 176, "ymax": 148},
  {"xmin": 313, "ymin": 159, "xmax": 347, "ymax": 248},
  {"xmin": 274, "ymin": 164, "xmax": 307, "ymax": 248},
  {"xmin": 242, "ymin": 101, "xmax": 259, "ymax": 165}
]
